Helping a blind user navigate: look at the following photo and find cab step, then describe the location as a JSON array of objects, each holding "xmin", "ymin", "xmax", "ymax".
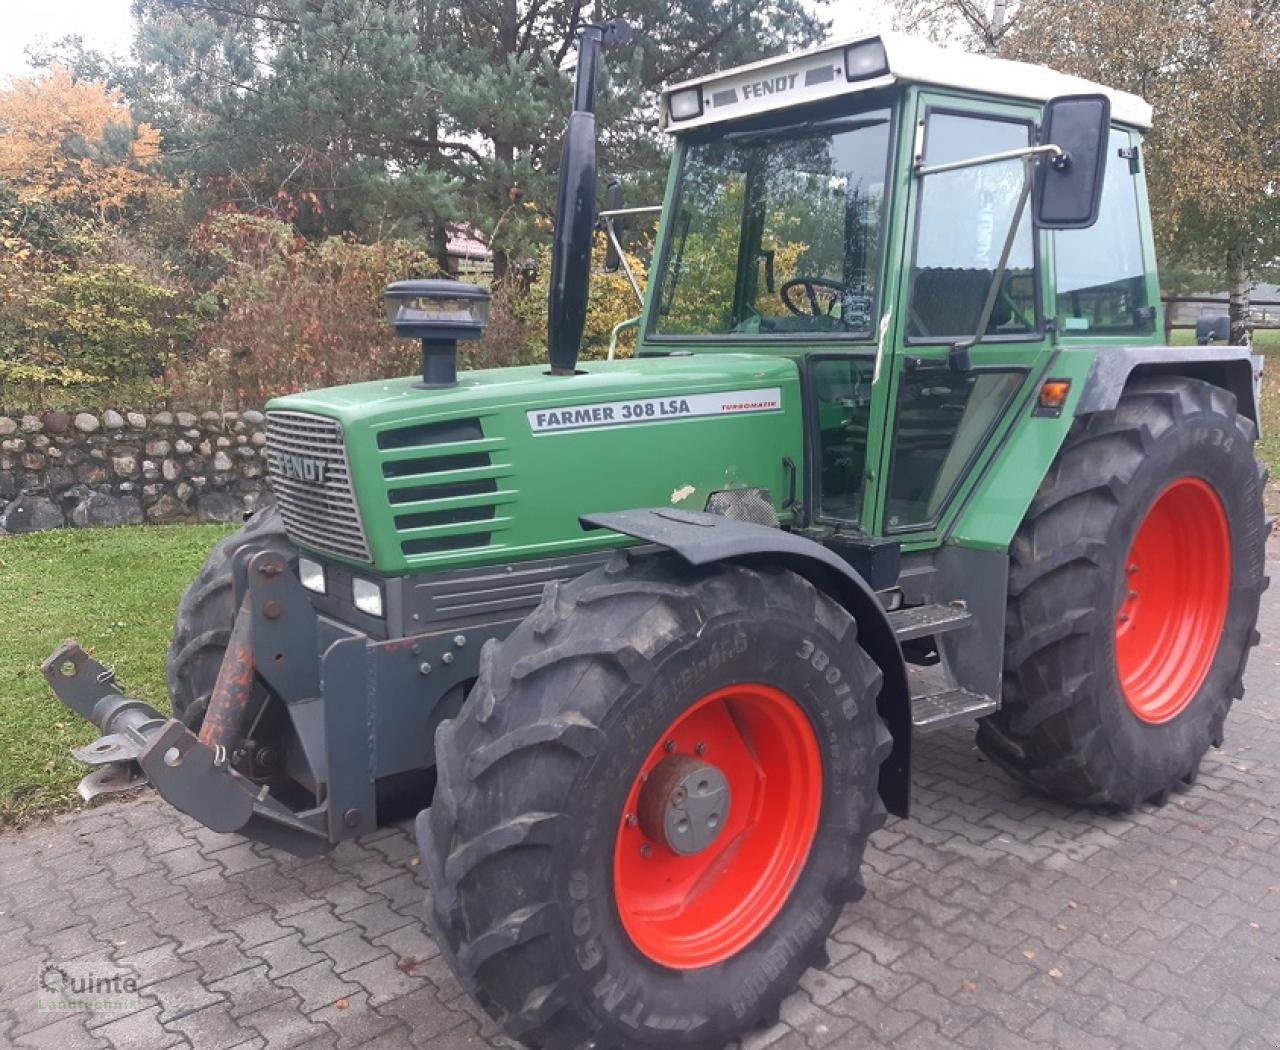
[
  {"xmin": 911, "ymin": 688, "xmax": 999, "ymax": 732},
  {"xmin": 888, "ymin": 602, "xmax": 972, "ymax": 641}
]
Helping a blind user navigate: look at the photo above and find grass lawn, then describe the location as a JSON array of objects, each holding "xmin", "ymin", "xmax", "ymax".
[
  {"xmin": 0, "ymin": 524, "xmax": 234, "ymax": 827},
  {"xmin": 3, "ymin": 336, "xmax": 1279, "ymax": 827}
]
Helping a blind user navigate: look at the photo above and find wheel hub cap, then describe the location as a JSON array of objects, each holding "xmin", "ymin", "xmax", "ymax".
[{"xmin": 637, "ymin": 754, "xmax": 731, "ymax": 856}]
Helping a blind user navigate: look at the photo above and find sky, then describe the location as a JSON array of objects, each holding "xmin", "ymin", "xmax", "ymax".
[
  {"xmin": 0, "ymin": 0, "xmax": 135, "ymax": 81},
  {"xmin": 0, "ymin": 0, "xmax": 890, "ymax": 82}
]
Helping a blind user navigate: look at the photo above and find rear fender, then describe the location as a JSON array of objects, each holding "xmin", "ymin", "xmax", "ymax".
[
  {"xmin": 581, "ymin": 508, "xmax": 912, "ymax": 817},
  {"xmin": 1077, "ymin": 346, "xmax": 1261, "ymax": 430}
]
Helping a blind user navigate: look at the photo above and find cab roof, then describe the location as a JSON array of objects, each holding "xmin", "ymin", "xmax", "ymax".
[{"xmin": 658, "ymin": 32, "xmax": 1152, "ymax": 132}]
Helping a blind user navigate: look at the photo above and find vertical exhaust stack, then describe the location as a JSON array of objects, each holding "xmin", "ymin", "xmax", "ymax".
[{"xmin": 547, "ymin": 19, "xmax": 633, "ymax": 376}]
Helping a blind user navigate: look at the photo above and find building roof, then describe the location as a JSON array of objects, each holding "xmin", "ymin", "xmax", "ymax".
[
  {"xmin": 659, "ymin": 32, "xmax": 1153, "ymax": 133},
  {"xmin": 446, "ymin": 224, "xmax": 490, "ymax": 260}
]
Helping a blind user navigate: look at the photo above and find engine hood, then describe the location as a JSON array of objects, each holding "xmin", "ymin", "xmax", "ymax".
[{"xmin": 265, "ymin": 355, "xmax": 804, "ymax": 574}]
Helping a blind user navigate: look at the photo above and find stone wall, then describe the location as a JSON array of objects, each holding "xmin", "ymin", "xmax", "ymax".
[{"xmin": 0, "ymin": 408, "xmax": 273, "ymax": 534}]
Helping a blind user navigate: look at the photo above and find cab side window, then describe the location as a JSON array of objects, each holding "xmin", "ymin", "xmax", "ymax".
[
  {"xmin": 1053, "ymin": 129, "xmax": 1151, "ymax": 334},
  {"xmin": 907, "ymin": 111, "xmax": 1037, "ymax": 341}
]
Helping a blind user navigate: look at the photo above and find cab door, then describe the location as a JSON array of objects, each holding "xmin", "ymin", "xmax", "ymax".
[{"xmin": 868, "ymin": 91, "xmax": 1055, "ymax": 544}]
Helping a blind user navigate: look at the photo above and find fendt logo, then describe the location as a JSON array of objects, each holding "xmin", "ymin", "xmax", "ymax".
[{"xmin": 271, "ymin": 451, "xmax": 329, "ymax": 484}]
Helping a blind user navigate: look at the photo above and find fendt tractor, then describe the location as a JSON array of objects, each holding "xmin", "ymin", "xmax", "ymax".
[{"xmin": 44, "ymin": 23, "xmax": 1266, "ymax": 1050}]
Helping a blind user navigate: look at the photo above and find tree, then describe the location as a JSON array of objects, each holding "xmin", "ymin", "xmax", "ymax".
[
  {"xmin": 113, "ymin": 0, "xmax": 829, "ymax": 277},
  {"xmin": 0, "ymin": 67, "xmax": 171, "ymax": 222},
  {"xmin": 889, "ymin": 0, "xmax": 1019, "ymax": 52},
  {"xmin": 0, "ymin": 69, "xmax": 187, "ymax": 388}
]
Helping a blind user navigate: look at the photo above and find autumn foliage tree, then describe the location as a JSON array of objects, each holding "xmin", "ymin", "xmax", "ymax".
[
  {"xmin": 0, "ymin": 67, "xmax": 170, "ymax": 221},
  {"xmin": 0, "ymin": 69, "xmax": 185, "ymax": 391}
]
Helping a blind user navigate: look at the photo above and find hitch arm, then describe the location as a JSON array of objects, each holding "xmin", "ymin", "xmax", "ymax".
[{"xmin": 41, "ymin": 641, "xmax": 326, "ymax": 853}]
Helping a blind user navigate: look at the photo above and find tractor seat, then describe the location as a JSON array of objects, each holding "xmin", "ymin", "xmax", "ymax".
[{"xmin": 907, "ymin": 267, "xmax": 1013, "ymax": 339}]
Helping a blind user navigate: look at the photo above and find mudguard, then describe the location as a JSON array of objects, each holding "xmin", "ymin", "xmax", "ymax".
[
  {"xmin": 581, "ymin": 507, "xmax": 912, "ymax": 817},
  {"xmin": 1077, "ymin": 345, "xmax": 1261, "ymax": 427}
]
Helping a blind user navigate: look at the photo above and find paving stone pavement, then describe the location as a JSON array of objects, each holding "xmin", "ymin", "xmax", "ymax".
[{"xmin": 2, "ymin": 564, "xmax": 1278, "ymax": 1050}]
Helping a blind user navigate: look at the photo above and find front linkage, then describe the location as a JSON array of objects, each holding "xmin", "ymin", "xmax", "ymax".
[{"xmin": 43, "ymin": 542, "xmax": 501, "ymax": 856}]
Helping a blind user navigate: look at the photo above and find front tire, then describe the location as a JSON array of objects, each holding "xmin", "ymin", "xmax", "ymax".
[
  {"xmin": 978, "ymin": 376, "xmax": 1267, "ymax": 807},
  {"xmin": 419, "ymin": 551, "xmax": 891, "ymax": 1049},
  {"xmin": 166, "ymin": 506, "xmax": 293, "ymax": 728}
]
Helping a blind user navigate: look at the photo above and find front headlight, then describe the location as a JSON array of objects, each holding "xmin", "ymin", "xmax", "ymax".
[
  {"xmin": 298, "ymin": 557, "xmax": 326, "ymax": 595},
  {"xmin": 352, "ymin": 577, "xmax": 384, "ymax": 618}
]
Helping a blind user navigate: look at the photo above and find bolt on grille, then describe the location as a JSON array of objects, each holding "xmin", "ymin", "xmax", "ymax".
[{"xmin": 265, "ymin": 410, "xmax": 372, "ymax": 562}]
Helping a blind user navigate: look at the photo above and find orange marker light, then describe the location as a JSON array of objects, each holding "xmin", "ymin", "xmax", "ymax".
[{"xmin": 1038, "ymin": 379, "xmax": 1072, "ymax": 410}]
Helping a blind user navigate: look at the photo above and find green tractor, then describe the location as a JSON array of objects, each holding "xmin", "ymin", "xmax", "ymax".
[{"xmin": 45, "ymin": 24, "xmax": 1266, "ymax": 1050}]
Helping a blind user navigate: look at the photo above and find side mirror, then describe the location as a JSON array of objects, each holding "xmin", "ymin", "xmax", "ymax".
[
  {"xmin": 603, "ymin": 180, "xmax": 625, "ymax": 272},
  {"xmin": 1033, "ymin": 94, "xmax": 1110, "ymax": 230}
]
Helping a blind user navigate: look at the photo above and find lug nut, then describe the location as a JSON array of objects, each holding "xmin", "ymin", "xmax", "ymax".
[
  {"xmin": 625, "ymin": 813, "xmax": 637, "ymax": 827},
  {"xmin": 442, "ymin": 652, "xmax": 454, "ymax": 665},
  {"xmin": 664, "ymin": 740, "xmax": 676, "ymax": 753},
  {"xmin": 639, "ymin": 844, "xmax": 652, "ymax": 858},
  {"xmin": 418, "ymin": 661, "xmax": 432, "ymax": 675},
  {"xmin": 453, "ymin": 634, "xmax": 467, "ymax": 648},
  {"xmin": 695, "ymin": 742, "xmax": 707, "ymax": 755}
]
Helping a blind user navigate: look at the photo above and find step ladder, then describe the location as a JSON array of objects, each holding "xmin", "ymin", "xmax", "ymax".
[{"xmin": 887, "ymin": 603, "xmax": 1000, "ymax": 732}]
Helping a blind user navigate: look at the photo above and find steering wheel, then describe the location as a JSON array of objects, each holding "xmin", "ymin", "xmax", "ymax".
[{"xmin": 781, "ymin": 277, "xmax": 846, "ymax": 317}]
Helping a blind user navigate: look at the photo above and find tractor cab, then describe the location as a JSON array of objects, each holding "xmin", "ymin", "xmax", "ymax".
[{"xmin": 635, "ymin": 33, "xmax": 1156, "ymax": 543}]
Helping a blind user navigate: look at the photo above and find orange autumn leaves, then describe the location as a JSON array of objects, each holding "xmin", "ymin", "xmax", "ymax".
[{"xmin": 0, "ymin": 67, "xmax": 171, "ymax": 222}]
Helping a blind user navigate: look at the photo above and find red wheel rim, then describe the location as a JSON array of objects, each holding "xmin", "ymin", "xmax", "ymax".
[
  {"xmin": 613, "ymin": 683, "xmax": 822, "ymax": 969},
  {"xmin": 1115, "ymin": 477, "xmax": 1231, "ymax": 724}
]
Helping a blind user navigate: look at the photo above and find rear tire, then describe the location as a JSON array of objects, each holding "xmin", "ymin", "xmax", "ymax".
[
  {"xmin": 165, "ymin": 506, "xmax": 293, "ymax": 728},
  {"xmin": 419, "ymin": 551, "xmax": 891, "ymax": 1049},
  {"xmin": 978, "ymin": 376, "xmax": 1267, "ymax": 808}
]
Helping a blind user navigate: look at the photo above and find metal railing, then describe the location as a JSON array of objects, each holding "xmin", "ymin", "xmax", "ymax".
[{"xmin": 1161, "ymin": 295, "xmax": 1280, "ymax": 343}]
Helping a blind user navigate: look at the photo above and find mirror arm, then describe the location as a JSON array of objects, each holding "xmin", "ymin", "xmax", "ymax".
[
  {"xmin": 948, "ymin": 154, "xmax": 1037, "ymax": 373},
  {"xmin": 598, "ymin": 205, "xmax": 663, "ymax": 219},
  {"xmin": 602, "ymin": 216, "xmax": 645, "ymax": 306},
  {"xmin": 916, "ymin": 142, "xmax": 1060, "ymax": 177}
]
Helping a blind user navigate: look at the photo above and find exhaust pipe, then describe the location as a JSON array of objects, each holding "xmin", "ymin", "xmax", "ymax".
[{"xmin": 547, "ymin": 19, "xmax": 632, "ymax": 375}]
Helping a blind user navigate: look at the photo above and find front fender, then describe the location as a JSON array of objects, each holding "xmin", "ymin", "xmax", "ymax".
[{"xmin": 581, "ymin": 508, "xmax": 912, "ymax": 817}]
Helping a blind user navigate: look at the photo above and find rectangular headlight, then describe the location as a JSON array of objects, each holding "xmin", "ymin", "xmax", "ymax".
[
  {"xmin": 352, "ymin": 577, "xmax": 384, "ymax": 618},
  {"xmin": 668, "ymin": 86, "xmax": 704, "ymax": 122},
  {"xmin": 298, "ymin": 556, "xmax": 326, "ymax": 594},
  {"xmin": 844, "ymin": 38, "xmax": 889, "ymax": 82}
]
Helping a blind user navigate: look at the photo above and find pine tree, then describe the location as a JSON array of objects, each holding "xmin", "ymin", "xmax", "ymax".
[{"xmin": 114, "ymin": 0, "xmax": 829, "ymax": 276}]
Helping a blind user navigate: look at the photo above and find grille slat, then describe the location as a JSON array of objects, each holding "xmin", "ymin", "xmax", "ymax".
[{"xmin": 266, "ymin": 410, "xmax": 372, "ymax": 562}]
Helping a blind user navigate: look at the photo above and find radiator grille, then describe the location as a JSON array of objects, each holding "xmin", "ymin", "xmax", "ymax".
[{"xmin": 265, "ymin": 410, "xmax": 372, "ymax": 562}]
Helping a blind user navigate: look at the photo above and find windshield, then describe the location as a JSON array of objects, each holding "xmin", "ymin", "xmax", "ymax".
[{"xmin": 651, "ymin": 106, "xmax": 892, "ymax": 339}]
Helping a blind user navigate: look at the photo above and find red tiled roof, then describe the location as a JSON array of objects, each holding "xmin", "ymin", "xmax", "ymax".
[{"xmin": 447, "ymin": 224, "xmax": 491, "ymax": 259}]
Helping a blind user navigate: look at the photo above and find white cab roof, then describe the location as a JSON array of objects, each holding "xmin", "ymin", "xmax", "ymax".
[{"xmin": 659, "ymin": 32, "xmax": 1152, "ymax": 132}]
